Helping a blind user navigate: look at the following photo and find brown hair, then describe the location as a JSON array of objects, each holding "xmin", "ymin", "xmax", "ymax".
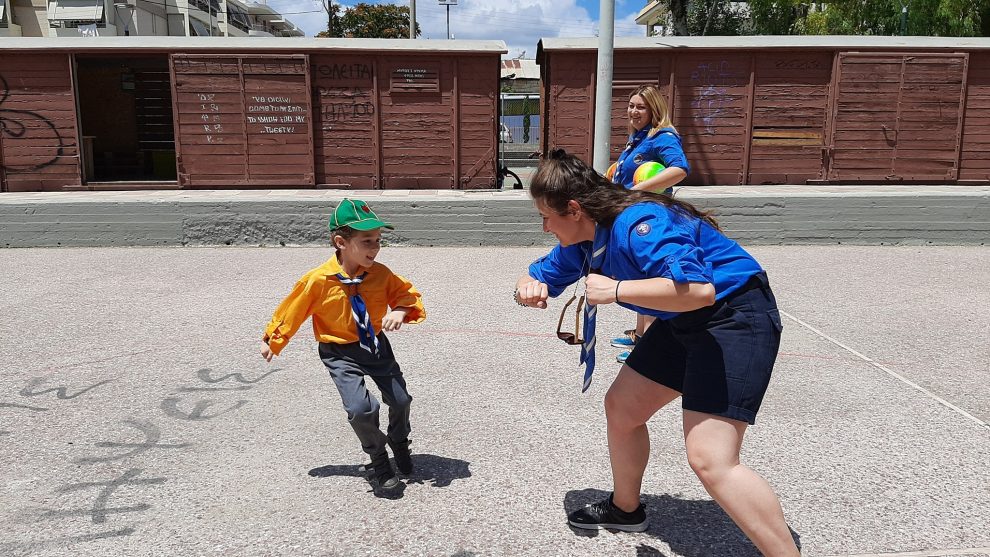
[
  {"xmin": 628, "ymin": 85, "xmax": 676, "ymax": 136},
  {"xmin": 330, "ymin": 225, "xmax": 357, "ymax": 250},
  {"xmin": 531, "ymin": 149, "xmax": 719, "ymax": 230}
]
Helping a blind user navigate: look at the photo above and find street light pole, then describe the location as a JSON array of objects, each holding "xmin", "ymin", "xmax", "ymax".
[
  {"xmin": 592, "ymin": 0, "xmax": 615, "ymax": 172},
  {"xmin": 438, "ymin": 0, "xmax": 456, "ymax": 40},
  {"xmin": 409, "ymin": 0, "xmax": 415, "ymax": 38}
]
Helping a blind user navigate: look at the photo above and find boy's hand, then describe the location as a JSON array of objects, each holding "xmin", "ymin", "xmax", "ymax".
[
  {"xmin": 261, "ymin": 342, "xmax": 274, "ymax": 362},
  {"xmin": 382, "ymin": 308, "xmax": 409, "ymax": 331}
]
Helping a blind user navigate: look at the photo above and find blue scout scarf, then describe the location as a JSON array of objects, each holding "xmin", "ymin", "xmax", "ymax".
[
  {"xmin": 579, "ymin": 233, "xmax": 607, "ymax": 392},
  {"xmin": 336, "ymin": 272, "xmax": 380, "ymax": 356}
]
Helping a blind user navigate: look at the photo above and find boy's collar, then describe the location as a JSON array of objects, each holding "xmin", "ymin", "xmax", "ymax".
[{"xmin": 325, "ymin": 255, "xmax": 370, "ymax": 279}]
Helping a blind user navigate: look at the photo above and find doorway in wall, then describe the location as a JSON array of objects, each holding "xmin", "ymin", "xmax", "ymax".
[{"xmin": 75, "ymin": 55, "xmax": 177, "ymax": 185}]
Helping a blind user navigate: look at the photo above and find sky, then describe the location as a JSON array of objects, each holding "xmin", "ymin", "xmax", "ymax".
[{"xmin": 265, "ymin": 0, "xmax": 650, "ymax": 57}]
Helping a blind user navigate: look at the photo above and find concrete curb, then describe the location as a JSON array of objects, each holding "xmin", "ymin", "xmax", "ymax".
[{"xmin": 1, "ymin": 186, "xmax": 988, "ymax": 247}]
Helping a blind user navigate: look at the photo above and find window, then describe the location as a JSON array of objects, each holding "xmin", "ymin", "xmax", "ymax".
[{"xmin": 47, "ymin": 0, "xmax": 104, "ymax": 22}]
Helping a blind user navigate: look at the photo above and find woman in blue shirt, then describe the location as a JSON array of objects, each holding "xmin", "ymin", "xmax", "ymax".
[
  {"xmin": 514, "ymin": 150, "xmax": 798, "ymax": 556},
  {"xmin": 611, "ymin": 84, "xmax": 690, "ymax": 193},
  {"xmin": 609, "ymin": 85, "xmax": 691, "ymax": 363}
]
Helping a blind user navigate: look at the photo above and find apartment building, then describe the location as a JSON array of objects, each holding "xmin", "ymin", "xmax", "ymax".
[{"xmin": 0, "ymin": 0, "xmax": 303, "ymax": 37}]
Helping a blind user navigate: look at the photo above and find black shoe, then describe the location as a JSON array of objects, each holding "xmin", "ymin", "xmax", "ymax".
[
  {"xmin": 367, "ymin": 451, "xmax": 399, "ymax": 490},
  {"xmin": 567, "ymin": 494, "xmax": 648, "ymax": 532},
  {"xmin": 388, "ymin": 438, "xmax": 413, "ymax": 475}
]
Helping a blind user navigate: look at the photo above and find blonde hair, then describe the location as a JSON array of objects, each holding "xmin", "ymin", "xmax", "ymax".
[
  {"xmin": 628, "ymin": 85, "xmax": 676, "ymax": 136},
  {"xmin": 532, "ymin": 149, "xmax": 719, "ymax": 230}
]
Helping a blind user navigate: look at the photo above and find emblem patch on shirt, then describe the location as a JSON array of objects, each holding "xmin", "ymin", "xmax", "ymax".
[
  {"xmin": 633, "ymin": 154, "xmax": 644, "ymax": 164},
  {"xmin": 636, "ymin": 223, "xmax": 651, "ymax": 236}
]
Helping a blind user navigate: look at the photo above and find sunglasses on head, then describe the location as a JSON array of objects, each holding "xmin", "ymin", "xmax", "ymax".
[{"xmin": 556, "ymin": 293, "xmax": 585, "ymax": 345}]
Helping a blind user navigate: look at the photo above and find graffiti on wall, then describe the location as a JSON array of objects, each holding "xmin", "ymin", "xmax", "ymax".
[
  {"xmin": 312, "ymin": 63, "xmax": 372, "ymax": 81},
  {"xmin": 688, "ymin": 60, "xmax": 739, "ymax": 136},
  {"xmin": 0, "ymin": 74, "xmax": 67, "ymax": 172},
  {"xmin": 316, "ymin": 86, "xmax": 376, "ymax": 124}
]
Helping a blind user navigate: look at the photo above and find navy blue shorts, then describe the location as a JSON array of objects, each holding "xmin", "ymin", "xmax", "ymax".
[{"xmin": 624, "ymin": 272, "xmax": 783, "ymax": 425}]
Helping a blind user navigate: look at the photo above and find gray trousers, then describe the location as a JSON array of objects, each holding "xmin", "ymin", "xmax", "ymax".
[{"xmin": 318, "ymin": 333, "xmax": 411, "ymax": 457}]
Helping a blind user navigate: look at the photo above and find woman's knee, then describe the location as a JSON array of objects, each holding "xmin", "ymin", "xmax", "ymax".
[
  {"xmin": 685, "ymin": 443, "xmax": 735, "ymax": 485},
  {"xmin": 605, "ymin": 368, "xmax": 677, "ymax": 429},
  {"xmin": 604, "ymin": 386, "xmax": 646, "ymax": 429}
]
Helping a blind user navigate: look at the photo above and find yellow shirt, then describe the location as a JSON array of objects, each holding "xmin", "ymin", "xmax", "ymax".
[{"xmin": 263, "ymin": 256, "xmax": 425, "ymax": 355}]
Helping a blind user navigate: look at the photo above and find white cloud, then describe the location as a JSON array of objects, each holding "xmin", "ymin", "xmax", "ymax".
[{"xmin": 266, "ymin": 0, "xmax": 646, "ymax": 58}]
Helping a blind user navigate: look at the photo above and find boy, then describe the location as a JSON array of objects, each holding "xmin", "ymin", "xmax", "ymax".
[{"xmin": 261, "ymin": 199, "xmax": 425, "ymax": 491}]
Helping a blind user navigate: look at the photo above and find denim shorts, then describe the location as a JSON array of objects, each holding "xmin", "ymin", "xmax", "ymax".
[{"xmin": 624, "ymin": 272, "xmax": 783, "ymax": 425}]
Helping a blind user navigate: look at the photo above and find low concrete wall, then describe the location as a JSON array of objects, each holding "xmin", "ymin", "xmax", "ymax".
[{"xmin": 1, "ymin": 186, "xmax": 988, "ymax": 247}]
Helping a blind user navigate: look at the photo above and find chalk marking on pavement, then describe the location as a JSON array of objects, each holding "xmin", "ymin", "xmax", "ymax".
[
  {"xmin": 822, "ymin": 547, "xmax": 990, "ymax": 557},
  {"xmin": 411, "ymin": 327, "xmax": 556, "ymax": 339},
  {"xmin": 780, "ymin": 310, "xmax": 989, "ymax": 431}
]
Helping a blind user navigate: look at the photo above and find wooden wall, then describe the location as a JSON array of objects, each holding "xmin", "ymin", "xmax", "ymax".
[
  {"xmin": 0, "ymin": 48, "xmax": 499, "ymax": 191},
  {"xmin": 0, "ymin": 54, "xmax": 81, "ymax": 192},
  {"xmin": 171, "ymin": 54, "xmax": 315, "ymax": 187},
  {"xmin": 541, "ymin": 46, "xmax": 990, "ymax": 185},
  {"xmin": 960, "ymin": 52, "xmax": 990, "ymax": 182}
]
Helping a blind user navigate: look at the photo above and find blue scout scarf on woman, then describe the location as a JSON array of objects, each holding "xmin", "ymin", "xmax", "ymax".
[{"xmin": 579, "ymin": 229, "xmax": 608, "ymax": 392}]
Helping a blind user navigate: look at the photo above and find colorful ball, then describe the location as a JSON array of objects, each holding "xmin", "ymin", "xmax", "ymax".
[
  {"xmin": 605, "ymin": 162, "xmax": 617, "ymax": 181},
  {"xmin": 633, "ymin": 161, "xmax": 665, "ymax": 185}
]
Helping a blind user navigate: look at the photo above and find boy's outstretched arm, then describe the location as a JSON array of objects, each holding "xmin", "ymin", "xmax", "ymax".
[{"xmin": 261, "ymin": 339, "xmax": 275, "ymax": 362}]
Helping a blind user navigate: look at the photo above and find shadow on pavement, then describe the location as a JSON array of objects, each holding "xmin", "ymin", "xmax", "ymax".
[
  {"xmin": 308, "ymin": 453, "xmax": 471, "ymax": 492},
  {"xmin": 564, "ymin": 488, "xmax": 801, "ymax": 556}
]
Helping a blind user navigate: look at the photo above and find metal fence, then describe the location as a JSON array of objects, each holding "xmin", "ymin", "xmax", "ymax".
[{"xmin": 500, "ymin": 115, "xmax": 540, "ymax": 145}]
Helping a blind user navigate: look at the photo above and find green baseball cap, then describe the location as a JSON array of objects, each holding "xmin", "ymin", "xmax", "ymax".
[{"xmin": 329, "ymin": 198, "xmax": 394, "ymax": 231}]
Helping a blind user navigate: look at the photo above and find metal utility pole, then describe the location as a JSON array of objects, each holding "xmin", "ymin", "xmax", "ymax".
[
  {"xmin": 439, "ymin": 0, "xmax": 456, "ymax": 39},
  {"xmin": 592, "ymin": 0, "xmax": 615, "ymax": 172},
  {"xmin": 409, "ymin": 0, "xmax": 416, "ymax": 38}
]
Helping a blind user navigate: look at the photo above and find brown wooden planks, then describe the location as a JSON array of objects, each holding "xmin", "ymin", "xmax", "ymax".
[
  {"xmin": 171, "ymin": 54, "xmax": 314, "ymax": 187},
  {"xmin": 0, "ymin": 53, "xmax": 81, "ymax": 191}
]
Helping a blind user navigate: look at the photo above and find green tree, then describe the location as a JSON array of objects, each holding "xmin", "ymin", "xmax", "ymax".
[
  {"xmin": 687, "ymin": 0, "xmax": 743, "ymax": 35},
  {"xmin": 745, "ymin": 0, "xmax": 985, "ymax": 36},
  {"xmin": 669, "ymin": 0, "xmax": 690, "ymax": 35},
  {"xmin": 316, "ymin": 2, "xmax": 421, "ymax": 38},
  {"xmin": 315, "ymin": 1, "xmax": 342, "ymax": 38},
  {"xmin": 744, "ymin": 0, "xmax": 809, "ymax": 34}
]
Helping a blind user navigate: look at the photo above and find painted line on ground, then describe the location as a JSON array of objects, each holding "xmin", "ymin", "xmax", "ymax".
[
  {"xmin": 780, "ymin": 310, "xmax": 989, "ymax": 431},
  {"xmin": 821, "ymin": 547, "xmax": 990, "ymax": 557}
]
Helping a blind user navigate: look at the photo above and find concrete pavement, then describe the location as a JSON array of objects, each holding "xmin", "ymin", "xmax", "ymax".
[{"xmin": 0, "ymin": 245, "xmax": 987, "ymax": 556}]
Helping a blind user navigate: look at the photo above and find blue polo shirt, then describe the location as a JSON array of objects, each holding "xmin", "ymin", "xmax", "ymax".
[
  {"xmin": 612, "ymin": 127, "xmax": 690, "ymax": 189},
  {"xmin": 528, "ymin": 202, "xmax": 762, "ymax": 320}
]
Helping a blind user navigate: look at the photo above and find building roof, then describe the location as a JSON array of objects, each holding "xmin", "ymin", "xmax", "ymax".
[
  {"xmin": 501, "ymin": 58, "xmax": 540, "ymax": 80},
  {"xmin": 538, "ymin": 35, "xmax": 990, "ymax": 60},
  {"xmin": 635, "ymin": 0, "xmax": 663, "ymax": 24},
  {"xmin": 0, "ymin": 37, "xmax": 508, "ymax": 53}
]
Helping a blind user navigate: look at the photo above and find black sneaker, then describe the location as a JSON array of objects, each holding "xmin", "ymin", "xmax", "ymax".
[
  {"xmin": 567, "ymin": 494, "xmax": 648, "ymax": 532},
  {"xmin": 388, "ymin": 438, "xmax": 413, "ymax": 475},
  {"xmin": 367, "ymin": 451, "xmax": 399, "ymax": 490}
]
